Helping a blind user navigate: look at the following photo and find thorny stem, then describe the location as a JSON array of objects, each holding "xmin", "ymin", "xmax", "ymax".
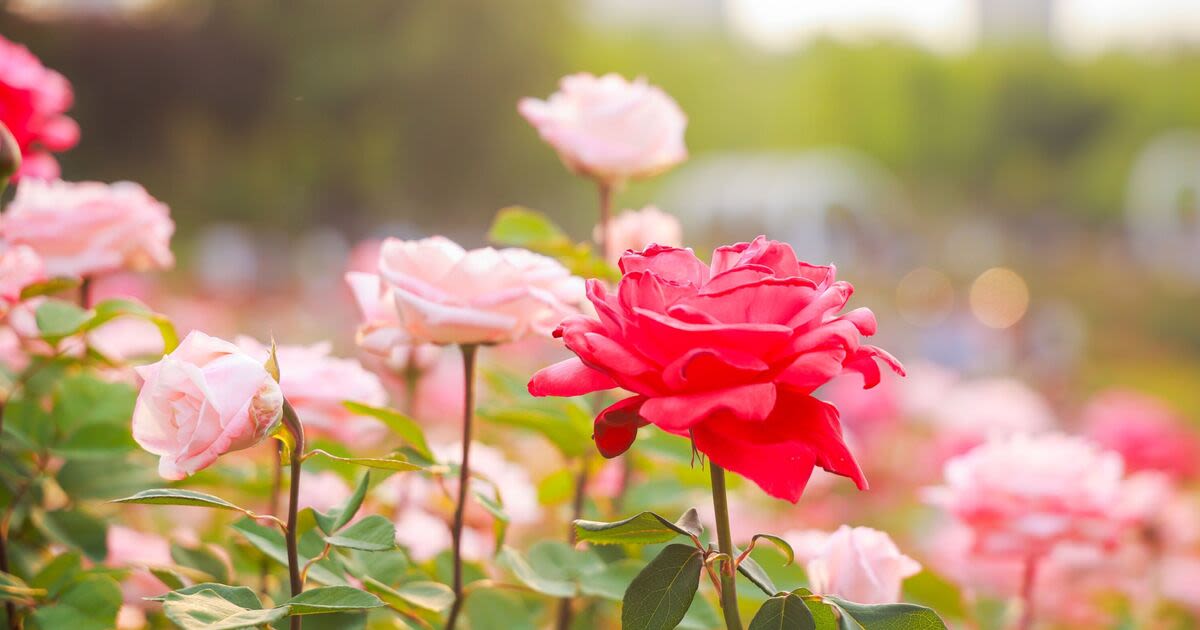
[
  {"xmin": 710, "ymin": 464, "xmax": 743, "ymax": 630},
  {"xmin": 444, "ymin": 344, "xmax": 478, "ymax": 630}
]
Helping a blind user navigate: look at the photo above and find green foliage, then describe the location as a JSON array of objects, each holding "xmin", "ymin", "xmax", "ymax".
[
  {"xmin": 313, "ymin": 471, "xmax": 370, "ymax": 535},
  {"xmin": 172, "ymin": 543, "xmax": 233, "ymax": 584},
  {"xmin": 112, "ymin": 488, "xmax": 251, "ymax": 512},
  {"xmin": 363, "ymin": 577, "xmax": 453, "ymax": 613},
  {"xmin": 283, "ymin": 585, "xmax": 385, "ymax": 615},
  {"xmin": 323, "ymin": 515, "xmax": 397, "ymax": 552},
  {"xmin": 478, "ymin": 397, "xmax": 593, "ymax": 458},
  {"xmin": 574, "ymin": 508, "xmax": 701, "ymax": 546},
  {"xmin": 34, "ymin": 297, "xmax": 178, "ymax": 351},
  {"xmin": 823, "ymin": 596, "xmax": 948, "ymax": 630},
  {"xmin": 231, "ymin": 518, "xmax": 347, "ymax": 586},
  {"xmin": 749, "ymin": 592, "xmax": 817, "ymax": 630},
  {"xmin": 305, "ymin": 448, "xmax": 423, "ymax": 472},
  {"xmin": 28, "ymin": 574, "xmax": 121, "ymax": 630},
  {"xmin": 341, "ymin": 401, "xmax": 431, "ymax": 459},
  {"xmin": 621, "ymin": 544, "xmax": 704, "ymax": 630},
  {"xmin": 739, "ymin": 556, "xmax": 781, "ymax": 597},
  {"xmin": 34, "ymin": 300, "xmax": 89, "ymax": 342},
  {"xmin": 500, "ymin": 542, "xmax": 604, "ymax": 598},
  {"xmin": 747, "ymin": 534, "xmax": 795, "ymax": 566},
  {"xmin": 488, "ymin": 206, "xmax": 617, "ymax": 281},
  {"xmin": 38, "ymin": 510, "xmax": 107, "ymax": 563}
]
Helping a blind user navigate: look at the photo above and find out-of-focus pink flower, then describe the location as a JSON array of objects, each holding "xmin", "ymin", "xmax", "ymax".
[
  {"xmin": 87, "ymin": 309, "xmax": 166, "ymax": 363},
  {"xmin": 0, "ymin": 35, "xmax": 78, "ymax": 180},
  {"xmin": 596, "ymin": 206, "xmax": 683, "ymax": 263},
  {"xmin": 0, "ymin": 243, "xmax": 43, "ymax": 313},
  {"xmin": 1082, "ymin": 388, "xmax": 1200, "ymax": 481},
  {"xmin": 519, "ymin": 73, "xmax": 687, "ymax": 184},
  {"xmin": 803, "ymin": 525, "xmax": 921, "ymax": 604},
  {"xmin": 0, "ymin": 179, "xmax": 174, "ymax": 278},
  {"xmin": 926, "ymin": 378, "xmax": 1055, "ymax": 460},
  {"xmin": 1161, "ymin": 556, "xmax": 1200, "ymax": 611},
  {"xmin": 346, "ymin": 236, "xmax": 581, "ymax": 347},
  {"xmin": 0, "ymin": 326, "xmax": 28, "ymax": 374},
  {"xmin": 297, "ymin": 470, "xmax": 352, "ymax": 514},
  {"xmin": 529, "ymin": 237, "xmax": 902, "ymax": 502},
  {"xmin": 236, "ymin": 336, "xmax": 388, "ymax": 447},
  {"xmin": 106, "ymin": 526, "xmax": 171, "ymax": 608},
  {"xmin": 132, "ymin": 331, "xmax": 283, "ymax": 479},
  {"xmin": 925, "ymin": 433, "xmax": 1128, "ymax": 558},
  {"xmin": 381, "ymin": 442, "xmax": 540, "ymax": 561}
]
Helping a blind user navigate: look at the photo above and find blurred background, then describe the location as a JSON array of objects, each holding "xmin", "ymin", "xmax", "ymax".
[{"xmin": 5, "ymin": 0, "xmax": 1200, "ymax": 413}]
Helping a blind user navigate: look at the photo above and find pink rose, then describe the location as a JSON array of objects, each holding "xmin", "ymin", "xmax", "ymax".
[
  {"xmin": 529, "ymin": 236, "xmax": 902, "ymax": 502},
  {"xmin": 236, "ymin": 336, "xmax": 388, "ymax": 447},
  {"xmin": 926, "ymin": 378, "xmax": 1055, "ymax": 460},
  {"xmin": 106, "ymin": 526, "xmax": 171, "ymax": 606},
  {"xmin": 804, "ymin": 525, "xmax": 921, "ymax": 604},
  {"xmin": 1082, "ymin": 388, "xmax": 1200, "ymax": 480},
  {"xmin": 1, "ymin": 179, "xmax": 174, "ymax": 278},
  {"xmin": 0, "ymin": 35, "xmax": 79, "ymax": 180},
  {"xmin": 519, "ymin": 73, "xmax": 687, "ymax": 184},
  {"xmin": 132, "ymin": 331, "xmax": 284, "ymax": 479},
  {"xmin": 297, "ymin": 471, "xmax": 352, "ymax": 514},
  {"xmin": 0, "ymin": 242, "xmax": 44, "ymax": 313},
  {"xmin": 346, "ymin": 236, "xmax": 582, "ymax": 347},
  {"xmin": 596, "ymin": 205, "xmax": 683, "ymax": 264},
  {"xmin": 925, "ymin": 433, "xmax": 1128, "ymax": 558}
]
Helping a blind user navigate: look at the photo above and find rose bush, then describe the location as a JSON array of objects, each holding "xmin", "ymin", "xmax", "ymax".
[{"xmin": 529, "ymin": 236, "xmax": 902, "ymax": 501}]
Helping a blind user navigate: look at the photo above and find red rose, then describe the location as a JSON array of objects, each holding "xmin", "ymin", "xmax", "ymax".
[
  {"xmin": 0, "ymin": 35, "xmax": 79, "ymax": 180},
  {"xmin": 529, "ymin": 236, "xmax": 902, "ymax": 502}
]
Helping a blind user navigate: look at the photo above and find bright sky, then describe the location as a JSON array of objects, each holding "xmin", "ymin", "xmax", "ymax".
[{"xmin": 725, "ymin": 0, "xmax": 1200, "ymax": 56}]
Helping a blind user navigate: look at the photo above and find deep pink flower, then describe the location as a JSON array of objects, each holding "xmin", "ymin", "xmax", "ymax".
[
  {"xmin": 528, "ymin": 236, "xmax": 902, "ymax": 502},
  {"xmin": 0, "ymin": 35, "xmax": 78, "ymax": 180},
  {"xmin": 1082, "ymin": 388, "xmax": 1200, "ymax": 480}
]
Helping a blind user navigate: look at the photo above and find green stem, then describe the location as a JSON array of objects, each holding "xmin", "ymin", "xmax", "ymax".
[
  {"xmin": 282, "ymin": 401, "xmax": 306, "ymax": 630},
  {"xmin": 555, "ymin": 456, "xmax": 591, "ymax": 630},
  {"xmin": 444, "ymin": 344, "xmax": 478, "ymax": 630},
  {"xmin": 262, "ymin": 442, "xmax": 284, "ymax": 597},
  {"xmin": 710, "ymin": 463, "xmax": 742, "ymax": 630},
  {"xmin": 0, "ymin": 401, "xmax": 14, "ymax": 630},
  {"xmin": 596, "ymin": 181, "xmax": 614, "ymax": 262}
]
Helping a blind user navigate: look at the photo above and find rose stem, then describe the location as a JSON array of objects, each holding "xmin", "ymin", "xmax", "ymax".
[
  {"xmin": 262, "ymin": 441, "xmax": 284, "ymax": 595},
  {"xmin": 78, "ymin": 277, "xmax": 91, "ymax": 308},
  {"xmin": 281, "ymin": 400, "xmax": 306, "ymax": 630},
  {"xmin": 0, "ymin": 403, "xmax": 13, "ymax": 630},
  {"xmin": 1017, "ymin": 554, "xmax": 1039, "ymax": 630},
  {"xmin": 710, "ymin": 463, "xmax": 743, "ymax": 630},
  {"xmin": 555, "ymin": 455, "xmax": 590, "ymax": 630},
  {"xmin": 596, "ymin": 181, "xmax": 613, "ymax": 262},
  {"xmin": 445, "ymin": 344, "xmax": 478, "ymax": 630}
]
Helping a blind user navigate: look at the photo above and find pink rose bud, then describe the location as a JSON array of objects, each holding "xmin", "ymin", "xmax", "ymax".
[
  {"xmin": 0, "ymin": 179, "xmax": 174, "ymax": 279},
  {"xmin": 347, "ymin": 236, "xmax": 582, "ymax": 347},
  {"xmin": 0, "ymin": 35, "xmax": 79, "ymax": 181},
  {"xmin": 519, "ymin": 73, "xmax": 687, "ymax": 185},
  {"xmin": 805, "ymin": 525, "xmax": 922, "ymax": 605},
  {"xmin": 132, "ymin": 331, "xmax": 284, "ymax": 480},
  {"xmin": 596, "ymin": 205, "xmax": 683, "ymax": 264}
]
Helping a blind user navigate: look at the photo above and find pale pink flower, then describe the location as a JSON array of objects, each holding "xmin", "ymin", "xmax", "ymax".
[
  {"xmin": 235, "ymin": 336, "xmax": 388, "ymax": 447},
  {"xmin": 347, "ymin": 236, "xmax": 581, "ymax": 347},
  {"xmin": 132, "ymin": 331, "xmax": 283, "ymax": 479},
  {"xmin": 0, "ymin": 179, "xmax": 174, "ymax": 278},
  {"xmin": 106, "ymin": 526, "xmax": 171, "ymax": 607},
  {"xmin": 1161, "ymin": 556, "xmax": 1200, "ymax": 611},
  {"xmin": 927, "ymin": 378, "xmax": 1056, "ymax": 460},
  {"xmin": 0, "ymin": 243, "xmax": 43, "ymax": 313},
  {"xmin": 297, "ymin": 470, "xmax": 352, "ymax": 514},
  {"xmin": 804, "ymin": 525, "xmax": 921, "ymax": 604},
  {"xmin": 519, "ymin": 73, "xmax": 687, "ymax": 184},
  {"xmin": 596, "ymin": 206, "xmax": 683, "ymax": 263},
  {"xmin": 925, "ymin": 433, "xmax": 1128, "ymax": 558},
  {"xmin": 1082, "ymin": 388, "xmax": 1200, "ymax": 480}
]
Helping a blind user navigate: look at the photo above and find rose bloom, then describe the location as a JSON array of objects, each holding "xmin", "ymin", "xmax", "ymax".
[
  {"xmin": 0, "ymin": 179, "xmax": 174, "ymax": 278},
  {"xmin": 379, "ymin": 441, "xmax": 540, "ymax": 561},
  {"xmin": 0, "ymin": 35, "xmax": 79, "ymax": 180},
  {"xmin": 926, "ymin": 377, "xmax": 1056, "ymax": 461},
  {"xmin": 0, "ymin": 242, "xmax": 43, "ymax": 314},
  {"xmin": 132, "ymin": 331, "xmax": 284, "ymax": 479},
  {"xmin": 925, "ymin": 433, "xmax": 1128, "ymax": 558},
  {"xmin": 236, "ymin": 336, "xmax": 388, "ymax": 447},
  {"xmin": 106, "ymin": 525, "xmax": 171, "ymax": 629},
  {"xmin": 346, "ymin": 236, "xmax": 581, "ymax": 347},
  {"xmin": 529, "ymin": 236, "xmax": 902, "ymax": 502},
  {"xmin": 803, "ymin": 525, "xmax": 921, "ymax": 605},
  {"xmin": 596, "ymin": 205, "xmax": 683, "ymax": 264},
  {"xmin": 519, "ymin": 73, "xmax": 687, "ymax": 184},
  {"xmin": 1082, "ymin": 388, "xmax": 1200, "ymax": 481}
]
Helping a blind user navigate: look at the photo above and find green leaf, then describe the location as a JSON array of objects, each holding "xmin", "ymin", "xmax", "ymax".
[
  {"xmin": 52, "ymin": 423, "xmax": 135, "ymax": 459},
  {"xmin": 57, "ymin": 457, "xmax": 157, "ymax": 501},
  {"xmin": 34, "ymin": 299, "xmax": 88, "ymax": 341},
  {"xmin": 323, "ymin": 515, "xmax": 396, "ymax": 552},
  {"xmin": 148, "ymin": 567, "xmax": 187, "ymax": 591},
  {"xmin": 29, "ymin": 552, "xmax": 82, "ymax": 598},
  {"xmin": 162, "ymin": 588, "xmax": 287, "ymax": 629},
  {"xmin": 749, "ymin": 534, "xmax": 795, "ymax": 566},
  {"xmin": 488, "ymin": 206, "xmax": 572, "ymax": 248},
  {"xmin": 537, "ymin": 468, "xmax": 575, "ymax": 505},
  {"xmin": 622, "ymin": 544, "xmax": 704, "ymax": 630},
  {"xmin": 314, "ymin": 471, "xmax": 370, "ymax": 535},
  {"xmin": 580, "ymin": 559, "xmax": 643, "ymax": 601},
  {"xmin": 464, "ymin": 587, "xmax": 538, "ymax": 630},
  {"xmin": 341, "ymin": 401, "xmax": 431, "ymax": 459},
  {"xmin": 479, "ymin": 402, "xmax": 592, "ymax": 458},
  {"xmin": 39, "ymin": 509, "xmax": 107, "ymax": 562},
  {"xmin": 52, "ymin": 374, "xmax": 137, "ymax": 430},
  {"xmin": 147, "ymin": 583, "xmax": 263, "ymax": 609},
  {"xmin": 363, "ymin": 577, "xmax": 453, "ymax": 613},
  {"xmin": 575, "ymin": 508, "xmax": 701, "ymax": 546},
  {"xmin": 903, "ymin": 570, "xmax": 967, "ymax": 621},
  {"xmin": 498, "ymin": 546, "xmax": 573, "ymax": 598},
  {"xmin": 29, "ymin": 574, "xmax": 122, "ymax": 630},
  {"xmin": 283, "ymin": 586, "xmax": 384, "ymax": 615},
  {"xmin": 826, "ymin": 597, "xmax": 949, "ymax": 630},
  {"xmin": 231, "ymin": 518, "xmax": 346, "ymax": 586},
  {"xmin": 111, "ymin": 488, "xmax": 250, "ymax": 512},
  {"xmin": 85, "ymin": 298, "xmax": 179, "ymax": 352},
  {"xmin": 739, "ymin": 555, "xmax": 781, "ymax": 597},
  {"xmin": 172, "ymin": 544, "xmax": 232, "ymax": 584},
  {"xmin": 749, "ymin": 593, "xmax": 817, "ymax": 630},
  {"xmin": 0, "ymin": 571, "xmax": 46, "ymax": 602},
  {"xmin": 20, "ymin": 277, "xmax": 79, "ymax": 300},
  {"xmin": 472, "ymin": 488, "xmax": 510, "ymax": 552},
  {"xmin": 306, "ymin": 448, "xmax": 423, "ymax": 472}
]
